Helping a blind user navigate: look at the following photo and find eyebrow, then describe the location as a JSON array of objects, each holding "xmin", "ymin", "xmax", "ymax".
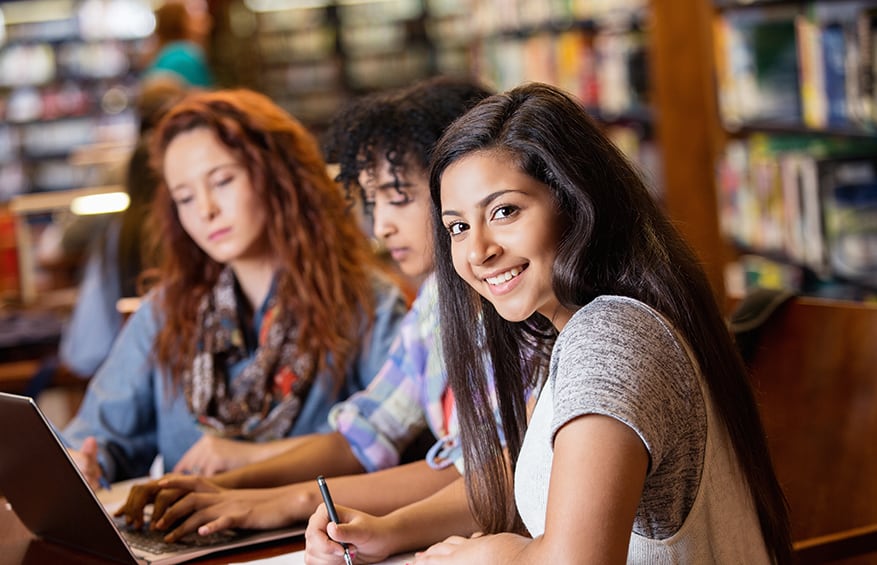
[
  {"xmin": 441, "ymin": 189, "xmax": 516, "ymax": 218},
  {"xmin": 168, "ymin": 162, "xmax": 240, "ymax": 192}
]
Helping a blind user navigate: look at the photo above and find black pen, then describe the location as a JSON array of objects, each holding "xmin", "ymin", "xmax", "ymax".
[{"xmin": 317, "ymin": 475, "xmax": 354, "ymax": 565}]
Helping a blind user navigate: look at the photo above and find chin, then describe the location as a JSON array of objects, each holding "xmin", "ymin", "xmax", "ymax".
[{"xmin": 492, "ymin": 306, "xmax": 535, "ymax": 323}]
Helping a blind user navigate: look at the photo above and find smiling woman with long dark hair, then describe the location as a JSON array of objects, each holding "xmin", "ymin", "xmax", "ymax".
[{"xmin": 419, "ymin": 82, "xmax": 791, "ymax": 564}]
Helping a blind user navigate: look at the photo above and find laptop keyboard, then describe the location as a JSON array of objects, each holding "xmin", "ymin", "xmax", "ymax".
[{"xmin": 115, "ymin": 517, "xmax": 239, "ymax": 554}]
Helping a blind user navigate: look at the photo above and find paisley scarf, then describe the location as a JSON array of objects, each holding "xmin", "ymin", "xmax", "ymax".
[{"xmin": 183, "ymin": 267, "xmax": 315, "ymax": 441}]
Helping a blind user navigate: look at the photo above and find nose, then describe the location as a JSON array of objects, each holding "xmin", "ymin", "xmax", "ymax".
[
  {"xmin": 467, "ymin": 225, "xmax": 500, "ymax": 266},
  {"xmin": 372, "ymin": 201, "xmax": 397, "ymax": 241},
  {"xmin": 195, "ymin": 190, "xmax": 219, "ymax": 221}
]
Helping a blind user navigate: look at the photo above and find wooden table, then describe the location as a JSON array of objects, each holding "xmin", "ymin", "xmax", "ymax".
[{"xmin": 0, "ymin": 499, "xmax": 305, "ymax": 564}]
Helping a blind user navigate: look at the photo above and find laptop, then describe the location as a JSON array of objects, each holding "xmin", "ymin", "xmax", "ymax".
[{"xmin": 0, "ymin": 392, "xmax": 305, "ymax": 564}]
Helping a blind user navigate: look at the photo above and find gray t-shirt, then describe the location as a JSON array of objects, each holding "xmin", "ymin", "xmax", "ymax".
[{"xmin": 515, "ymin": 295, "xmax": 706, "ymax": 539}]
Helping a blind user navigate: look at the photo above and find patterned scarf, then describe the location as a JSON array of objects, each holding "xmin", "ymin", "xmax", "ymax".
[{"xmin": 183, "ymin": 267, "xmax": 315, "ymax": 441}]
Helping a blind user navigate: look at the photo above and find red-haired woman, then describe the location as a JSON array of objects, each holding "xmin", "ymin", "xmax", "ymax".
[{"xmin": 63, "ymin": 89, "xmax": 407, "ymax": 490}]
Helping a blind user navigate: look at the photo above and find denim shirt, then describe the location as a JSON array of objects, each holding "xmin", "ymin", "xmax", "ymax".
[{"xmin": 61, "ymin": 274, "xmax": 408, "ymax": 481}]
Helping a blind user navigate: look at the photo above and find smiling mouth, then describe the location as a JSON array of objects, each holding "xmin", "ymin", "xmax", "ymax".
[{"xmin": 485, "ymin": 266, "xmax": 525, "ymax": 285}]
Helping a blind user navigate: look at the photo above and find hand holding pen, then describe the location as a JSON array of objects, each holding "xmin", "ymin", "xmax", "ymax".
[{"xmin": 317, "ymin": 475, "xmax": 354, "ymax": 565}]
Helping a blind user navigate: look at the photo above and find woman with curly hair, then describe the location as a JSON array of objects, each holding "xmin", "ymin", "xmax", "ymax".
[{"xmin": 62, "ymin": 88, "xmax": 408, "ymax": 490}]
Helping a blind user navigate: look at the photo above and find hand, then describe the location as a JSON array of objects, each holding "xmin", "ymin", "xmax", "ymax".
[
  {"xmin": 173, "ymin": 435, "xmax": 268, "ymax": 475},
  {"xmin": 148, "ymin": 476, "xmax": 296, "ymax": 542},
  {"xmin": 413, "ymin": 533, "xmax": 529, "ymax": 564},
  {"xmin": 113, "ymin": 475, "xmax": 192, "ymax": 530},
  {"xmin": 305, "ymin": 503, "xmax": 398, "ymax": 564},
  {"xmin": 68, "ymin": 436, "xmax": 105, "ymax": 491}
]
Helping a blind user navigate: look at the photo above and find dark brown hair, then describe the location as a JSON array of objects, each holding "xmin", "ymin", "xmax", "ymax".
[{"xmin": 429, "ymin": 83, "xmax": 792, "ymax": 562}]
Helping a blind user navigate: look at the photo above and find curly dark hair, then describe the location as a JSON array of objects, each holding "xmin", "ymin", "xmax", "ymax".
[{"xmin": 322, "ymin": 75, "xmax": 493, "ymax": 205}]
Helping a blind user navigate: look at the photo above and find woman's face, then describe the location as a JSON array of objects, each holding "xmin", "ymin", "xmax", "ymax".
[
  {"xmin": 164, "ymin": 127, "xmax": 271, "ymax": 269},
  {"xmin": 440, "ymin": 150, "xmax": 574, "ymax": 330},
  {"xmin": 359, "ymin": 159, "xmax": 434, "ymax": 283}
]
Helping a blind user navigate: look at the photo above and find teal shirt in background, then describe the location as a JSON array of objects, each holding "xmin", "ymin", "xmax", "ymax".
[{"xmin": 146, "ymin": 41, "xmax": 214, "ymax": 88}]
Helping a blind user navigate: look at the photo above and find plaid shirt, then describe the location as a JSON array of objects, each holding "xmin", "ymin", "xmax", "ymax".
[{"xmin": 329, "ymin": 275, "xmax": 464, "ymax": 472}]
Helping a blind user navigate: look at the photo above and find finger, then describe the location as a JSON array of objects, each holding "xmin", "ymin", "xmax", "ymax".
[
  {"xmin": 157, "ymin": 475, "xmax": 203, "ymax": 491},
  {"xmin": 152, "ymin": 493, "xmax": 201, "ymax": 530},
  {"xmin": 81, "ymin": 436, "xmax": 99, "ymax": 459},
  {"xmin": 194, "ymin": 514, "xmax": 236, "ymax": 537},
  {"xmin": 162, "ymin": 507, "xmax": 227, "ymax": 542},
  {"xmin": 115, "ymin": 481, "xmax": 160, "ymax": 529},
  {"xmin": 79, "ymin": 437, "xmax": 104, "ymax": 484},
  {"xmin": 303, "ymin": 549, "xmax": 344, "ymax": 565},
  {"xmin": 305, "ymin": 506, "xmax": 340, "ymax": 551},
  {"xmin": 151, "ymin": 488, "xmax": 185, "ymax": 524}
]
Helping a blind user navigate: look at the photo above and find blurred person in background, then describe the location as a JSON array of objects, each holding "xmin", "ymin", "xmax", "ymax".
[{"xmin": 143, "ymin": 0, "xmax": 215, "ymax": 89}]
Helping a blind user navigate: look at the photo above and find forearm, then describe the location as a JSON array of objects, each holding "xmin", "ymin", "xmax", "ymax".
[
  {"xmin": 380, "ymin": 475, "xmax": 478, "ymax": 555},
  {"xmin": 320, "ymin": 460, "xmax": 459, "ymax": 517},
  {"xmin": 257, "ymin": 460, "xmax": 459, "ymax": 525},
  {"xmin": 213, "ymin": 432, "xmax": 364, "ymax": 489}
]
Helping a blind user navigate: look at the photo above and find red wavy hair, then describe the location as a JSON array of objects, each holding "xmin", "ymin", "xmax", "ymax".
[{"xmin": 148, "ymin": 88, "xmax": 389, "ymax": 389}]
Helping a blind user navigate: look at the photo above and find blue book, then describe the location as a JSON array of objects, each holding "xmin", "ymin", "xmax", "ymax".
[{"xmin": 822, "ymin": 22, "xmax": 848, "ymax": 126}]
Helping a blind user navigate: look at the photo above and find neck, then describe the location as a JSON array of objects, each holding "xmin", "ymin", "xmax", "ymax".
[{"xmin": 230, "ymin": 257, "xmax": 278, "ymax": 311}]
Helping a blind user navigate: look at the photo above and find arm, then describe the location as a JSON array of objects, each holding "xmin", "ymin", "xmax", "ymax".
[
  {"xmin": 210, "ymin": 431, "xmax": 365, "ymax": 489},
  {"xmin": 147, "ymin": 458, "xmax": 460, "ymax": 542},
  {"xmin": 414, "ymin": 415, "xmax": 648, "ymax": 565},
  {"xmin": 171, "ymin": 434, "xmax": 313, "ymax": 476},
  {"xmin": 62, "ymin": 297, "xmax": 163, "ymax": 481}
]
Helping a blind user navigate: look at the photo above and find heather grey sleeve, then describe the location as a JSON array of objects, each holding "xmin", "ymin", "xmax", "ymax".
[{"xmin": 549, "ymin": 296, "xmax": 702, "ymax": 477}]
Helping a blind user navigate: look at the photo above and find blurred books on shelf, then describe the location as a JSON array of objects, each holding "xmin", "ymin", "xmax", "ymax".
[
  {"xmin": 714, "ymin": 0, "xmax": 877, "ymax": 133},
  {"xmin": 717, "ymin": 132, "xmax": 877, "ymax": 297},
  {"xmin": 0, "ymin": 0, "xmax": 152, "ymax": 199}
]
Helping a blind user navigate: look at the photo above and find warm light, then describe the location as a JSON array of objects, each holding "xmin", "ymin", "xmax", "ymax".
[
  {"xmin": 243, "ymin": 0, "xmax": 330, "ymax": 13},
  {"xmin": 70, "ymin": 191, "xmax": 130, "ymax": 215},
  {"xmin": 1, "ymin": 0, "xmax": 74, "ymax": 24}
]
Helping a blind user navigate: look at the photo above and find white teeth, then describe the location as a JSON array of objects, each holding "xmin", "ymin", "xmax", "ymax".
[{"xmin": 486, "ymin": 267, "xmax": 522, "ymax": 285}]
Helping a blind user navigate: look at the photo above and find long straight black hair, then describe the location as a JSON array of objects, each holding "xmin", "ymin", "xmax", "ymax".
[{"xmin": 429, "ymin": 82, "xmax": 791, "ymax": 562}]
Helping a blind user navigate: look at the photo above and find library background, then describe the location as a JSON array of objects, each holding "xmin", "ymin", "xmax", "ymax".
[{"xmin": 1, "ymin": 0, "xmax": 877, "ymax": 561}]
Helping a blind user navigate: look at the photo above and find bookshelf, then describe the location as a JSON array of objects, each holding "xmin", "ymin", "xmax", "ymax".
[
  {"xmin": 240, "ymin": 0, "xmax": 471, "ymax": 132},
  {"xmin": 710, "ymin": 0, "xmax": 877, "ymax": 301},
  {"xmin": 0, "ymin": 0, "xmax": 153, "ymax": 201},
  {"xmin": 468, "ymin": 0, "xmax": 665, "ymax": 207}
]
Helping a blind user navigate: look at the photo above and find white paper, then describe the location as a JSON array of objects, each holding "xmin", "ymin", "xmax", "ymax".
[{"xmin": 231, "ymin": 549, "xmax": 416, "ymax": 564}]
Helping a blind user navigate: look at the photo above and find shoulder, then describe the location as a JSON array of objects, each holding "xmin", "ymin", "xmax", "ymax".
[
  {"xmin": 556, "ymin": 296, "xmax": 683, "ymax": 361},
  {"xmin": 549, "ymin": 296, "xmax": 698, "ymax": 420},
  {"xmin": 548, "ymin": 296, "xmax": 704, "ymax": 467}
]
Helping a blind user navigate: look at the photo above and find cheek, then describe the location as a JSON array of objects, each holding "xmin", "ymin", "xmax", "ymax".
[
  {"xmin": 449, "ymin": 243, "xmax": 469, "ymax": 280},
  {"xmin": 176, "ymin": 208, "xmax": 199, "ymax": 238},
  {"xmin": 239, "ymin": 191, "xmax": 268, "ymax": 226}
]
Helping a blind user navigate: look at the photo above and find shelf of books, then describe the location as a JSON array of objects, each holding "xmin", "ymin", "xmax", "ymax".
[
  {"xmin": 469, "ymin": 0, "xmax": 663, "ymax": 201},
  {"xmin": 244, "ymin": 0, "xmax": 471, "ymax": 133},
  {"xmin": 712, "ymin": 0, "xmax": 877, "ymax": 301},
  {"xmin": 0, "ymin": 0, "xmax": 153, "ymax": 202}
]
